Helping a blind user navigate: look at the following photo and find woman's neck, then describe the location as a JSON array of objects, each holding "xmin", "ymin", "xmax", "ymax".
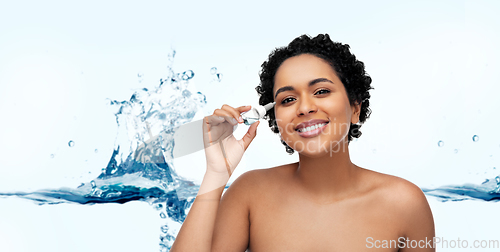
[{"xmin": 293, "ymin": 141, "xmax": 360, "ymax": 204}]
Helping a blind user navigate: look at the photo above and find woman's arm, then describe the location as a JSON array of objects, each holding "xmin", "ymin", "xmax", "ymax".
[
  {"xmin": 170, "ymin": 171, "xmax": 230, "ymax": 252},
  {"xmin": 170, "ymin": 105, "xmax": 260, "ymax": 251},
  {"xmin": 211, "ymin": 170, "xmax": 261, "ymax": 251},
  {"xmin": 399, "ymin": 182, "xmax": 435, "ymax": 252}
]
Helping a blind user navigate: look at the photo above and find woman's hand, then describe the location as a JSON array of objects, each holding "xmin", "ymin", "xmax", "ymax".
[{"xmin": 202, "ymin": 105, "xmax": 260, "ymax": 178}]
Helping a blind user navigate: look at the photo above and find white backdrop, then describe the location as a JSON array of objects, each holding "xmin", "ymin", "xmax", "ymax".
[{"xmin": 1, "ymin": 0, "xmax": 499, "ymax": 251}]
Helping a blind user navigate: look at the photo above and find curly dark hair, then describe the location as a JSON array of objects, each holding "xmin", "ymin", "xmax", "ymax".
[{"xmin": 255, "ymin": 34, "xmax": 373, "ymax": 154}]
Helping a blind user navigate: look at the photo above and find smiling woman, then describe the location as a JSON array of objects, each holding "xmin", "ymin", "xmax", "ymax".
[
  {"xmin": 171, "ymin": 34, "xmax": 435, "ymax": 252},
  {"xmin": 272, "ymin": 54, "xmax": 361, "ymax": 156},
  {"xmin": 257, "ymin": 34, "xmax": 373, "ymax": 154}
]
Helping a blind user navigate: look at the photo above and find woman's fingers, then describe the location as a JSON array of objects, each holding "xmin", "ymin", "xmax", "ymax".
[
  {"xmin": 240, "ymin": 121, "xmax": 260, "ymax": 151},
  {"xmin": 235, "ymin": 105, "xmax": 252, "ymax": 113},
  {"xmin": 205, "ymin": 115, "xmax": 225, "ymax": 125},
  {"xmin": 221, "ymin": 104, "xmax": 240, "ymax": 123},
  {"xmin": 221, "ymin": 104, "xmax": 251, "ymax": 124}
]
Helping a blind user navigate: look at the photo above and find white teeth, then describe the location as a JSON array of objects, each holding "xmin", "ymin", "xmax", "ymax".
[{"xmin": 298, "ymin": 123, "xmax": 326, "ymax": 133}]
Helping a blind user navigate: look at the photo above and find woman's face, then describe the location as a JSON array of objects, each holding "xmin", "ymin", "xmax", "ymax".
[{"xmin": 273, "ymin": 53, "xmax": 361, "ymax": 157}]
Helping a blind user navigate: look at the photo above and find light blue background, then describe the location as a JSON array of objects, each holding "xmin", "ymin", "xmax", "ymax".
[{"xmin": 1, "ymin": 0, "xmax": 499, "ymax": 251}]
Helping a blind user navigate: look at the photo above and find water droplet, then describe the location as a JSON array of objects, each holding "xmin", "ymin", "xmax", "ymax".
[
  {"xmin": 493, "ymin": 167, "xmax": 496, "ymax": 170},
  {"xmin": 68, "ymin": 140, "xmax": 75, "ymax": 147},
  {"xmin": 454, "ymin": 149, "xmax": 458, "ymax": 154},
  {"xmin": 137, "ymin": 72, "xmax": 144, "ymax": 83},
  {"xmin": 160, "ymin": 212, "xmax": 166, "ymax": 219},
  {"xmin": 161, "ymin": 225, "xmax": 169, "ymax": 233},
  {"xmin": 472, "ymin": 135, "xmax": 479, "ymax": 142},
  {"xmin": 94, "ymin": 149, "xmax": 98, "ymax": 153},
  {"xmin": 90, "ymin": 180, "xmax": 96, "ymax": 189},
  {"xmin": 182, "ymin": 90, "xmax": 192, "ymax": 98},
  {"xmin": 195, "ymin": 92, "xmax": 206, "ymax": 105},
  {"xmin": 155, "ymin": 204, "xmax": 163, "ymax": 211},
  {"xmin": 216, "ymin": 73, "xmax": 223, "ymax": 81},
  {"xmin": 93, "ymin": 190, "xmax": 102, "ymax": 197},
  {"xmin": 168, "ymin": 50, "xmax": 176, "ymax": 59},
  {"xmin": 181, "ymin": 70, "xmax": 194, "ymax": 80},
  {"xmin": 50, "ymin": 154, "xmax": 55, "ymax": 158},
  {"xmin": 437, "ymin": 140, "xmax": 444, "ymax": 147},
  {"xmin": 496, "ymin": 176, "xmax": 500, "ymax": 184},
  {"xmin": 210, "ymin": 67, "xmax": 217, "ymax": 75}
]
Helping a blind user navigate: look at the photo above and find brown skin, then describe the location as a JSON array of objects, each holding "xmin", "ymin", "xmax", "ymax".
[{"xmin": 210, "ymin": 54, "xmax": 435, "ymax": 251}]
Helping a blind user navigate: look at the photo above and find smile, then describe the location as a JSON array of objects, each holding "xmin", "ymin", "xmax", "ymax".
[{"xmin": 296, "ymin": 122, "xmax": 328, "ymax": 138}]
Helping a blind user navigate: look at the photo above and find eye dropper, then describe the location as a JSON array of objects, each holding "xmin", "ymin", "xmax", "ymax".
[{"xmin": 241, "ymin": 102, "xmax": 276, "ymax": 125}]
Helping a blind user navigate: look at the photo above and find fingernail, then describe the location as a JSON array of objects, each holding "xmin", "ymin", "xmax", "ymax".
[
  {"xmin": 231, "ymin": 118, "xmax": 238, "ymax": 124},
  {"xmin": 238, "ymin": 116, "xmax": 243, "ymax": 123}
]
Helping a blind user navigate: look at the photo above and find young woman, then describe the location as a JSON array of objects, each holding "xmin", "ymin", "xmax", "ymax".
[{"xmin": 171, "ymin": 34, "xmax": 435, "ymax": 251}]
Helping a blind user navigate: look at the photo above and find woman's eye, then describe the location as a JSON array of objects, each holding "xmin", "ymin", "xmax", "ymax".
[
  {"xmin": 281, "ymin": 97, "xmax": 295, "ymax": 104},
  {"xmin": 315, "ymin": 89, "xmax": 330, "ymax": 95}
]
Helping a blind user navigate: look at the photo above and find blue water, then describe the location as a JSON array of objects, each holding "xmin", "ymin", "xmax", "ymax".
[
  {"xmin": 422, "ymin": 176, "xmax": 500, "ymax": 202},
  {"xmin": 0, "ymin": 51, "xmax": 498, "ymax": 251}
]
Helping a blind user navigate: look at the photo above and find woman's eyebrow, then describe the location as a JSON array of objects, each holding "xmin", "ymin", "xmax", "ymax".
[{"xmin": 274, "ymin": 78, "xmax": 334, "ymax": 99}]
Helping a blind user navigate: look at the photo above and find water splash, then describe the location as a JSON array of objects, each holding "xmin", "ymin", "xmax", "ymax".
[
  {"xmin": 422, "ymin": 176, "xmax": 500, "ymax": 202},
  {"xmin": 422, "ymin": 133, "xmax": 500, "ymax": 202},
  {"xmin": 0, "ymin": 54, "xmax": 227, "ymax": 251}
]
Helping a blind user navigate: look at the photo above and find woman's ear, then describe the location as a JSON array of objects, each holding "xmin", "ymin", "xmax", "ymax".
[{"xmin": 351, "ymin": 101, "xmax": 362, "ymax": 124}]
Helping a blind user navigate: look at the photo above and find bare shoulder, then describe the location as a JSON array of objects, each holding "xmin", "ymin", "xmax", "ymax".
[
  {"xmin": 359, "ymin": 167, "xmax": 434, "ymax": 237},
  {"xmin": 226, "ymin": 163, "xmax": 294, "ymax": 199},
  {"xmin": 231, "ymin": 163, "xmax": 292, "ymax": 185},
  {"xmin": 360, "ymin": 167, "xmax": 428, "ymax": 204}
]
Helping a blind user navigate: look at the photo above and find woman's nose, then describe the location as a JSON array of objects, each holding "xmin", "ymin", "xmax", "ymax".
[{"xmin": 296, "ymin": 96, "xmax": 317, "ymax": 116}]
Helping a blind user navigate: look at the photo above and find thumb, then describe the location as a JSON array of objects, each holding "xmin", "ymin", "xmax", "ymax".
[{"xmin": 240, "ymin": 121, "xmax": 260, "ymax": 151}]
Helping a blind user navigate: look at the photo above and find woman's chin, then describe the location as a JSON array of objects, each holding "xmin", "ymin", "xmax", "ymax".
[{"xmin": 293, "ymin": 138, "xmax": 349, "ymax": 158}]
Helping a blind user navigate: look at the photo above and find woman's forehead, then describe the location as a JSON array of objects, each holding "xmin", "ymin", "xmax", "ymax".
[{"xmin": 273, "ymin": 54, "xmax": 340, "ymax": 92}]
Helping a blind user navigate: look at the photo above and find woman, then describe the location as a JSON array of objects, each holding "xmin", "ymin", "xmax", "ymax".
[{"xmin": 171, "ymin": 34, "xmax": 435, "ymax": 251}]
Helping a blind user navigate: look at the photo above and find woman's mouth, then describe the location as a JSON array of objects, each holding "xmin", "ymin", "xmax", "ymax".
[{"xmin": 296, "ymin": 122, "xmax": 329, "ymax": 138}]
